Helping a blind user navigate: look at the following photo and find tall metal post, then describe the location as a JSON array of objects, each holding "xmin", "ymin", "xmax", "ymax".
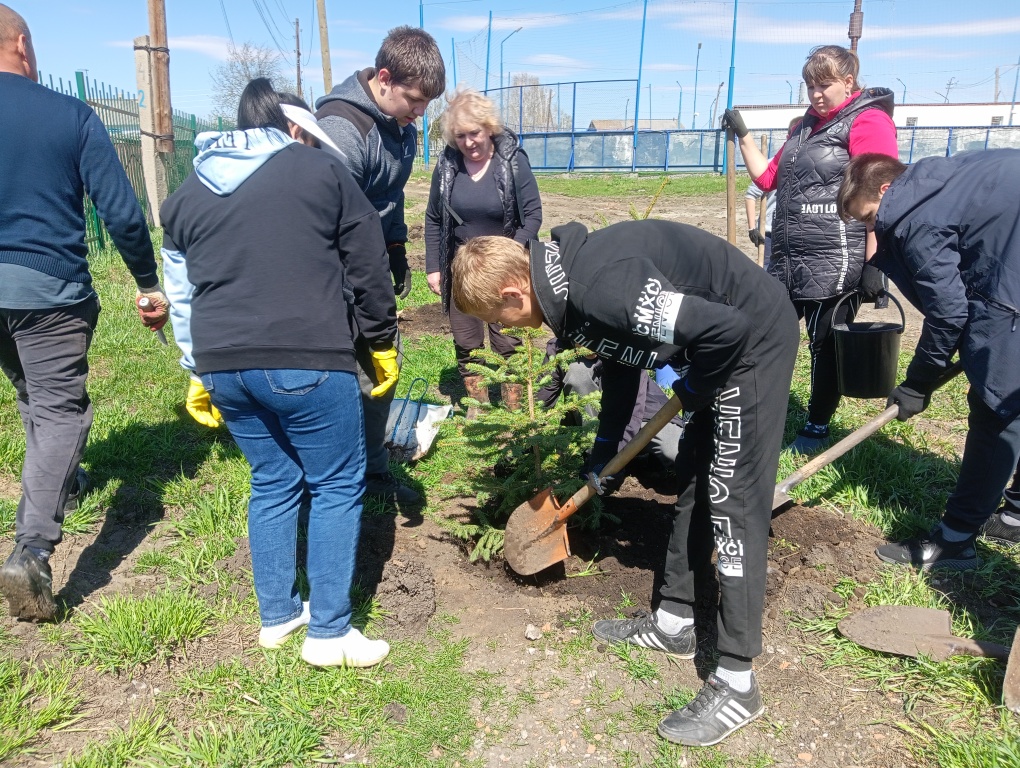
[
  {"xmin": 632, "ymin": 0, "xmax": 649, "ymax": 170},
  {"xmin": 295, "ymin": 19, "xmax": 302, "ymax": 99},
  {"xmin": 675, "ymin": 81, "xmax": 683, "ymax": 128},
  {"xmin": 484, "ymin": 11, "xmax": 492, "ymax": 93},
  {"xmin": 691, "ymin": 42, "xmax": 702, "ymax": 129},
  {"xmin": 722, "ymin": 0, "xmax": 739, "ymax": 174},
  {"xmin": 451, "ymin": 38, "xmax": 457, "ymax": 86},
  {"xmin": 1011, "ymin": 55, "xmax": 1020, "ymax": 126},
  {"xmin": 500, "ymin": 27, "xmax": 522, "ymax": 121},
  {"xmin": 896, "ymin": 77, "xmax": 906, "ymax": 104},
  {"xmin": 786, "ymin": 80, "xmax": 793, "ymax": 104}
]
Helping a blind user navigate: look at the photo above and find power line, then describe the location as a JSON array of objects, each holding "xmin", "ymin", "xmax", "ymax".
[{"xmin": 218, "ymin": 0, "xmax": 235, "ymax": 49}]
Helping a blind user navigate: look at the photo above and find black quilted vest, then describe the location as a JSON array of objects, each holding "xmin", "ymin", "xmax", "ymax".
[{"xmin": 769, "ymin": 88, "xmax": 895, "ymax": 300}]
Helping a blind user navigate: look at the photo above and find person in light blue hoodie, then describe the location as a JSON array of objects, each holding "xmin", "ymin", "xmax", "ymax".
[{"xmin": 160, "ymin": 79, "xmax": 399, "ymax": 668}]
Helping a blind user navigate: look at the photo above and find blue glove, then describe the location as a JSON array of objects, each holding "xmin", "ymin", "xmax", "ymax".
[
  {"xmin": 655, "ymin": 365, "xmax": 681, "ymax": 391},
  {"xmin": 582, "ymin": 437, "xmax": 618, "ymax": 495}
]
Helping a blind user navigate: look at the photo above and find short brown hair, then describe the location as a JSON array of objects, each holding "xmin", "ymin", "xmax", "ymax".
[
  {"xmin": 837, "ymin": 153, "xmax": 907, "ymax": 221},
  {"xmin": 441, "ymin": 88, "xmax": 502, "ymax": 147},
  {"xmin": 376, "ymin": 26, "xmax": 446, "ymax": 101},
  {"xmin": 802, "ymin": 45, "xmax": 860, "ymax": 91},
  {"xmin": 451, "ymin": 236, "xmax": 530, "ymax": 316}
]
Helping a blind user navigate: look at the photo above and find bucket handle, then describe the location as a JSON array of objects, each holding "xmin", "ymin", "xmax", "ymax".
[
  {"xmin": 831, "ymin": 289, "xmax": 905, "ymax": 334},
  {"xmin": 389, "ymin": 376, "xmax": 430, "ymax": 445}
]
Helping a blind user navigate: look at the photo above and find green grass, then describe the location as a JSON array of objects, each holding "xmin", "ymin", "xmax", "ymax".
[
  {"xmin": 0, "ymin": 656, "xmax": 82, "ymax": 761},
  {"xmin": 536, "ymin": 173, "xmax": 750, "ymax": 198},
  {"xmin": 66, "ymin": 589, "xmax": 214, "ymax": 672}
]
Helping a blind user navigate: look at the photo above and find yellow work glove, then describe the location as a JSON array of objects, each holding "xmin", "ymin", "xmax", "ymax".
[
  {"xmin": 186, "ymin": 375, "xmax": 222, "ymax": 428},
  {"xmin": 369, "ymin": 346, "xmax": 399, "ymax": 398}
]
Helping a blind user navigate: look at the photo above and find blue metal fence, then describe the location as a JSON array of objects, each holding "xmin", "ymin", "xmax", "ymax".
[{"xmin": 518, "ymin": 125, "xmax": 1020, "ymax": 173}]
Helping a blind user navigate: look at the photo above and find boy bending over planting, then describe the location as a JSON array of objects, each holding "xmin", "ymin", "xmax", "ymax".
[{"xmin": 452, "ymin": 220, "xmax": 799, "ymax": 747}]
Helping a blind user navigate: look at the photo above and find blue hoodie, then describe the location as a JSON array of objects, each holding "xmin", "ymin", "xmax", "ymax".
[{"xmin": 160, "ymin": 127, "xmax": 397, "ymax": 375}]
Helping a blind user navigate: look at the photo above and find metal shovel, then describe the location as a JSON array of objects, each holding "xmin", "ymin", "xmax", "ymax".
[
  {"xmin": 773, "ymin": 362, "xmax": 964, "ymax": 513},
  {"xmin": 838, "ymin": 606, "xmax": 1020, "ymax": 711},
  {"xmin": 503, "ymin": 394, "xmax": 683, "ymax": 576}
]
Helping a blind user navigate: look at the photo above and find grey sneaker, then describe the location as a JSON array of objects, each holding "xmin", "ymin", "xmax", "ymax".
[
  {"xmin": 364, "ymin": 471, "xmax": 421, "ymax": 507},
  {"xmin": 786, "ymin": 423, "xmax": 830, "ymax": 456},
  {"xmin": 657, "ymin": 673, "xmax": 764, "ymax": 747},
  {"xmin": 0, "ymin": 542, "xmax": 57, "ymax": 621},
  {"xmin": 875, "ymin": 526, "xmax": 978, "ymax": 571},
  {"xmin": 64, "ymin": 468, "xmax": 89, "ymax": 514},
  {"xmin": 979, "ymin": 511, "xmax": 1020, "ymax": 547},
  {"xmin": 592, "ymin": 610, "xmax": 697, "ymax": 658}
]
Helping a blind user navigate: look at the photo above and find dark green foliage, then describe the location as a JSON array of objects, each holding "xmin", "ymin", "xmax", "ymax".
[{"xmin": 454, "ymin": 328, "xmax": 616, "ymax": 560}]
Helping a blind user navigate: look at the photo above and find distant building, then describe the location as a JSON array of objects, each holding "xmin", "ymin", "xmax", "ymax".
[
  {"xmin": 588, "ymin": 118, "xmax": 683, "ymax": 131},
  {"xmin": 734, "ymin": 102, "xmax": 1018, "ymax": 129}
]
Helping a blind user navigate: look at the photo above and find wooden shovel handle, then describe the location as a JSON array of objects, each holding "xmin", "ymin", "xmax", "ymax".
[
  {"xmin": 916, "ymin": 635, "xmax": 1012, "ymax": 661},
  {"xmin": 561, "ymin": 394, "xmax": 685, "ymax": 521}
]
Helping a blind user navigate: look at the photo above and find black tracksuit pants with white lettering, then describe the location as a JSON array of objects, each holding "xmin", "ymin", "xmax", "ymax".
[{"xmin": 658, "ymin": 301, "xmax": 799, "ymax": 660}]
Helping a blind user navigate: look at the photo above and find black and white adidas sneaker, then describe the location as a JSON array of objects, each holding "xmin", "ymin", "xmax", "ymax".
[
  {"xmin": 591, "ymin": 611, "xmax": 697, "ymax": 658},
  {"xmin": 657, "ymin": 673, "xmax": 764, "ymax": 747}
]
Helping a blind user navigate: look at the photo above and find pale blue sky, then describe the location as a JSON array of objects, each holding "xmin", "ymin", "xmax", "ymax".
[{"xmin": 21, "ymin": 0, "xmax": 1020, "ymax": 125}]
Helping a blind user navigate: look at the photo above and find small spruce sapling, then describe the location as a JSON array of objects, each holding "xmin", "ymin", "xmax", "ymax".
[{"xmin": 454, "ymin": 327, "xmax": 604, "ymax": 561}]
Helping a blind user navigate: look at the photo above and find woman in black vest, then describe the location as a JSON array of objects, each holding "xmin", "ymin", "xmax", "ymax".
[
  {"xmin": 424, "ymin": 88, "xmax": 542, "ymax": 416},
  {"xmin": 723, "ymin": 45, "xmax": 897, "ymax": 454}
]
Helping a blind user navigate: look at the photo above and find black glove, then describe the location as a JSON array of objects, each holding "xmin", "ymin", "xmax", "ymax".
[
  {"xmin": 887, "ymin": 382, "xmax": 930, "ymax": 421},
  {"xmin": 721, "ymin": 108, "xmax": 748, "ymax": 139},
  {"xmin": 387, "ymin": 243, "xmax": 412, "ymax": 300},
  {"xmin": 582, "ymin": 437, "xmax": 618, "ymax": 495},
  {"xmin": 859, "ymin": 262, "xmax": 888, "ymax": 307},
  {"xmin": 748, "ymin": 228, "xmax": 765, "ymax": 248}
]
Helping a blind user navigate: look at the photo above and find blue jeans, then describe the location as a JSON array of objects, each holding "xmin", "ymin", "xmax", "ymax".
[{"xmin": 201, "ymin": 369, "xmax": 365, "ymax": 639}]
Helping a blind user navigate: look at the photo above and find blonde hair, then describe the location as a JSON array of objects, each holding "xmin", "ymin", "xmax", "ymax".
[
  {"xmin": 441, "ymin": 88, "xmax": 503, "ymax": 147},
  {"xmin": 451, "ymin": 236, "xmax": 529, "ymax": 316},
  {"xmin": 802, "ymin": 45, "xmax": 860, "ymax": 91}
]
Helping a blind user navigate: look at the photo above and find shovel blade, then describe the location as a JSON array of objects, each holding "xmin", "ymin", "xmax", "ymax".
[
  {"xmin": 503, "ymin": 487, "xmax": 572, "ymax": 576},
  {"xmin": 838, "ymin": 605, "xmax": 955, "ymax": 660},
  {"xmin": 1005, "ymin": 626, "xmax": 1020, "ymax": 713}
]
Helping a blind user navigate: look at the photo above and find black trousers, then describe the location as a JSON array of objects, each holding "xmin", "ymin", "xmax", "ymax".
[
  {"xmin": 659, "ymin": 301, "xmax": 799, "ymax": 660},
  {"xmin": 794, "ymin": 294, "xmax": 860, "ymax": 427},
  {"xmin": 0, "ymin": 297, "xmax": 99, "ymax": 552},
  {"xmin": 1003, "ymin": 458, "xmax": 1020, "ymax": 519},
  {"xmin": 943, "ymin": 388, "xmax": 1020, "ymax": 533},
  {"xmin": 449, "ymin": 297, "xmax": 521, "ymax": 378}
]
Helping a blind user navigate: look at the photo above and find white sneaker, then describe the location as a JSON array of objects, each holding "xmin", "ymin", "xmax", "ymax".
[
  {"xmin": 301, "ymin": 628, "xmax": 390, "ymax": 668},
  {"xmin": 258, "ymin": 602, "xmax": 310, "ymax": 649}
]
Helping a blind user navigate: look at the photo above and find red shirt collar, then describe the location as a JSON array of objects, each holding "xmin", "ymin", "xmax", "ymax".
[{"xmin": 807, "ymin": 91, "xmax": 861, "ymax": 127}]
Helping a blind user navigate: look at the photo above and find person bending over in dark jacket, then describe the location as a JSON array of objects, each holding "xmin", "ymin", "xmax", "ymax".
[
  {"xmin": 724, "ymin": 45, "xmax": 898, "ymax": 455},
  {"xmin": 838, "ymin": 150, "xmax": 1020, "ymax": 568},
  {"xmin": 161, "ymin": 78, "xmax": 398, "ymax": 667},
  {"xmin": 451, "ymin": 220, "xmax": 800, "ymax": 748},
  {"xmin": 535, "ymin": 337, "xmax": 685, "ymax": 475},
  {"xmin": 425, "ymin": 88, "xmax": 542, "ymax": 416}
]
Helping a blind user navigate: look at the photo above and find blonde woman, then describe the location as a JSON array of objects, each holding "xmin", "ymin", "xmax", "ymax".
[{"xmin": 424, "ymin": 88, "xmax": 542, "ymax": 415}]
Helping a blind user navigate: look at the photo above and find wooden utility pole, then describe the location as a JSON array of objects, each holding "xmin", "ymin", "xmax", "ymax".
[
  {"xmin": 316, "ymin": 0, "xmax": 332, "ymax": 93},
  {"xmin": 756, "ymin": 134, "xmax": 768, "ymax": 267},
  {"xmin": 134, "ymin": 35, "xmax": 168, "ymax": 225},
  {"xmin": 146, "ymin": 0, "xmax": 173, "ymax": 153},
  {"xmin": 848, "ymin": 0, "xmax": 863, "ymax": 52},
  {"xmin": 995, "ymin": 67, "xmax": 1001, "ymax": 103},
  {"xmin": 295, "ymin": 18, "xmax": 302, "ymax": 99}
]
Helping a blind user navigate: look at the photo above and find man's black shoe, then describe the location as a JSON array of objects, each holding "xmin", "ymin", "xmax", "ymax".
[
  {"xmin": 0, "ymin": 542, "xmax": 57, "ymax": 621},
  {"xmin": 592, "ymin": 610, "xmax": 696, "ymax": 658},
  {"xmin": 979, "ymin": 511, "xmax": 1020, "ymax": 547},
  {"xmin": 364, "ymin": 471, "xmax": 421, "ymax": 507},
  {"xmin": 657, "ymin": 673, "xmax": 764, "ymax": 747},
  {"xmin": 875, "ymin": 525, "xmax": 978, "ymax": 571},
  {"xmin": 64, "ymin": 468, "xmax": 89, "ymax": 514}
]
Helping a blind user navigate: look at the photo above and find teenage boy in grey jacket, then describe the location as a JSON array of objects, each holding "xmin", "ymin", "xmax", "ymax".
[{"xmin": 315, "ymin": 27, "xmax": 445, "ymax": 507}]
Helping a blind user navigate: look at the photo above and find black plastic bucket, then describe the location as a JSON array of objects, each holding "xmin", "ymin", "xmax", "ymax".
[{"xmin": 832, "ymin": 292, "xmax": 905, "ymax": 399}]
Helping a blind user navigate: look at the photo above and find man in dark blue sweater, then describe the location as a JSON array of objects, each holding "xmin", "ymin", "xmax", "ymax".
[{"xmin": 0, "ymin": 5, "xmax": 168, "ymax": 621}]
